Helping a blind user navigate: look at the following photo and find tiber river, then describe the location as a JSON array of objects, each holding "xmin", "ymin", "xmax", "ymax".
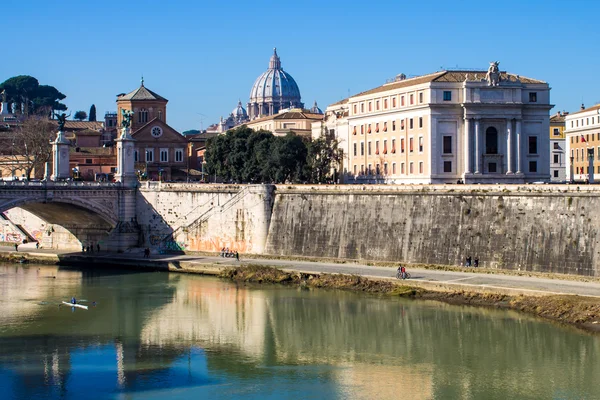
[{"xmin": 0, "ymin": 263, "xmax": 599, "ymax": 400}]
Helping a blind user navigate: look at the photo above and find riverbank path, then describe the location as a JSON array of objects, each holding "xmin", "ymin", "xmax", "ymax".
[{"xmin": 3, "ymin": 245, "xmax": 600, "ymax": 298}]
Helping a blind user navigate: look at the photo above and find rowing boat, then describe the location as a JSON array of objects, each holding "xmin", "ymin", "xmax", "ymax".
[{"xmin": 61, "ymin": 301, "xmax": 88, "ymax": 310}]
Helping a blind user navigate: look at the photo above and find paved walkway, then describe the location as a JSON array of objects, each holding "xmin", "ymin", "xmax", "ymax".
[{"xmin": 3, "ymin": 245, "xmax": 600, "ymax": 298}]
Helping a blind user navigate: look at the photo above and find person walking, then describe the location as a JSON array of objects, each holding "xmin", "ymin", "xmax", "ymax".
[
  {"xmin": 235, "ymin": 251, "xmax": 239, "ymax": 261},
  {"xmin": 14, "ymin": 243, "xmax": 18, "ymax": 252},
  {"xmin": 474, "ymin": 258, "xmax": 479, "ymax": 268},
  {"xmin": 97, "ymin": 243, "xmax": 100, "ymax": 253},
  {"xmin": 36, "ymin": 242, "xmax": 39, "ymax": 249}
]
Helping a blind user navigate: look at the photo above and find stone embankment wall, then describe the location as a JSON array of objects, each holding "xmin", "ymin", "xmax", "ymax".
[
  {"xmin": 264, "ymin": 185, "xmax": 600, "ymax": 276},
  {"xmin": 137, "ymin": 182, "xmax": 273, "ymax": 254}
]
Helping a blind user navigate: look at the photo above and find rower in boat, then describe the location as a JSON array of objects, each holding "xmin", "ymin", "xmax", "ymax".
[{"xmin": 71, "ymin": 296, "xmax": 77, "ymax": 305}]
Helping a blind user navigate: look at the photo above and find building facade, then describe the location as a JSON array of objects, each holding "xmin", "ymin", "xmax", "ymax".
[
  {"xmin": 247, "ymin": 48, "xmax": 303, "ymax": 120},
  {"xmin": 549, "ymin": 111, "xmax": 567, "ymax": 181},
  {"xmin": 342, "ymin": 63, "xmax": 552, "ymax": 184},
  {"xmin": 245, "ymin": 109, "xmax": 323, "ymax": 137},
  {"xmin": 564, "ymin": 103, "xmax": 600, "ymax": 182}
]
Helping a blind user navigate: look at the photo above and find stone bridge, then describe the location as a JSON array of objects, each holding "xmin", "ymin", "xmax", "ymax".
[{"xmin": 0, "ymin": 181, "xmax": 138, "ymax": 251}]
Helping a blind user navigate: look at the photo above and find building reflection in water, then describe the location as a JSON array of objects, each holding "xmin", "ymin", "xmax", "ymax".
[{"xmin": 1, "ymin": 264, "xmax": 599, "ymax": 399}]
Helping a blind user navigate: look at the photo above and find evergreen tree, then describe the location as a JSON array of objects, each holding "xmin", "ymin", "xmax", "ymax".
[
  {"xmin": 74, "ymin": 110, "xmax": 87, "ymax": 121},
  {"xmin": 89, "ymin": 104, "xmax": 96, "ymax": 121}
]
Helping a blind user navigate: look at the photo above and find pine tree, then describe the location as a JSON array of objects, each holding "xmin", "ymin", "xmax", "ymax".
[{"xmin": 89, "ymin": 104, "xmax": 97, "ymax": 121}]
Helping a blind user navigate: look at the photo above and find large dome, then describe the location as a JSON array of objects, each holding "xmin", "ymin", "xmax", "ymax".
[{"xmin": 247, "ymin": 48, "xmax": 303, "ymax": 119}]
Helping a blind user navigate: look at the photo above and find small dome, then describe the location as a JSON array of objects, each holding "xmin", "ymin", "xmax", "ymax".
[
  {"xmin": 232, "ymin": 100, "xmax": 247, "ymax": 119},
  {"xmin": 309, "ymin": 101, "xmax": 323, "ymax": 114}
]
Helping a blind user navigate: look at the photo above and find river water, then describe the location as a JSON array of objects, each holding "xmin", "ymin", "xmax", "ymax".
[{"xmin": 0, "ymin": 263, "xmax": 598, "ymax": 400}]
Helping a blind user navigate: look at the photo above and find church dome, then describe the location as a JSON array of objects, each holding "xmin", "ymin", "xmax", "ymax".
[
  {"xmin": 309, "ymin": 101, "xmax": 323, "ymax": 114},
  {"xmin": 248, "ymin": 48, "xmax": 303, "ymax": 119},
  {"xmin": 232, "ymin": 100, "xmax": 247, "ymax": 119}
]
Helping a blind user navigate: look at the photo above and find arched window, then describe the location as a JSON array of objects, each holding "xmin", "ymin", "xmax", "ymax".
[
  {"xmin": 139, "ymin": 109, "xmax": 149, "ymax": 123},
  {"xmin": 485, "ymin": 127, "xmax": 498, "ymax": 154}
]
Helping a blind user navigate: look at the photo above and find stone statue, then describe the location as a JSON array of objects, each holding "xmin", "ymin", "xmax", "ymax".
[
  {"xmin": 54, "ymin": 112, "xmax": 69, "ymax": 131},
  {"xmin": 1, "ymin": 89, "xmax": 6, "ymax": 103},
  {"xmin": 121, "ymin": 109, "xmax": 134, "ymax": 129},
  {"xmin": 485, "ymin": 61, "xmax": 501, "ymax": 87}
]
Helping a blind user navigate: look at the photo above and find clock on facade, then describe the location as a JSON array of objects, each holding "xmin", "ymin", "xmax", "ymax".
[{"xmin": 151, "ymin": 126, "xmax": 163, "ymax": 138}]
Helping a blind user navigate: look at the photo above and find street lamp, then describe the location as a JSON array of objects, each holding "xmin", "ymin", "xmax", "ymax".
[{"xmin": 570, "ymin": 156, "xmax": 574, "ymax": 183}]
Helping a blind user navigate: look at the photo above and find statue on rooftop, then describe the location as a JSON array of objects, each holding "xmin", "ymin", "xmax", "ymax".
[
  {"xmin": 1, "ymin": 89, "xmax": 6, "ymax": 103},
  {"xmin": 54, "ymin": 112, "xmax": 70, "ymax": 131},
  {"xmin": 485, "ymin": 61, "xmax": 501, "ymax": 87}
]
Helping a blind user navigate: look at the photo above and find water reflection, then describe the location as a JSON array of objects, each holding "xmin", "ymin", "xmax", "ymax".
[{"xmin": 0, "ymin": 264, "xmax": 598, "ymax": 399}]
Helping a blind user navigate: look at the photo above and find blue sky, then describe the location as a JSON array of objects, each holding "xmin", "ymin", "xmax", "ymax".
[{"xmin": 1, "ymin": 0, "xmax": 598, "ymax": 132}]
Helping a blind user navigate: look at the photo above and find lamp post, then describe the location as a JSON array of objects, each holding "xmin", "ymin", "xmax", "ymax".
[
  {"xmin": 145, "ymin": 150, "xmax": 149, "ymax": 180},
  {"xmin": 588, "ymin": 148, "xmax": 594, "ymax": 184}
]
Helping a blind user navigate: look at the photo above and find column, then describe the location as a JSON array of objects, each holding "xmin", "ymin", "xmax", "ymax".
[
  {"xmin": 506, "ymin": 119, "xmax": 513, "ymax": 174},
  {"xmin": 464, "ymin": 118, "xmax": 471, "ymax": 174},
  {"xmin": 51, "ymin": 130, "xmax": 70, "ymax": 181},
  {"xmin": 474, "ymin": 119, "xmax": 481, "ymax": 174},
  {"xmin": 115, "ymin": 127, "xmax": 137, "ymax": 188},
  {"xmin": 515, "ymin": 119, "xmax": 522, "ymax": 174}
]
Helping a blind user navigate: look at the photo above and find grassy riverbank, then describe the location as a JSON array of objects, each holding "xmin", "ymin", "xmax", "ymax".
[{"xmin": 221, "ymin": 265, "xmax": 600, "ymax": 334}]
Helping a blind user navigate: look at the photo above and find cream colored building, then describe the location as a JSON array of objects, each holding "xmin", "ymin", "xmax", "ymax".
[
  {"xmin": 245, "ymin": 109, "xmax": 323, "ymax": 137},
  {"xmin": 341, "ymin": 64, "xmax": 552, "ymax": 184},
  {"xmin": 564, "ymin": 103, "xmax": 600, "ymax": 182}
]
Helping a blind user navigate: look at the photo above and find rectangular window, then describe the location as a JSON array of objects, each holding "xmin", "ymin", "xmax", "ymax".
[
  {"xmin": 401, "ymin": 162, "xmax": 405, "ymax": 174},
  {"xmin": 392, "ymin": 163, "xmax": 396, "ymax": 174},
  {"xmin": 553, "ymin": 154, "xmax": 559, "ymax": 163},
  {"xmin": 443, "ymin": 91, "xmax": 452, "ymax": 101},
  {"xmin": 353, "ymin": 104, "xmax": 357, "ymax": 114},
  {"xmin": 529, "ymin": 92, "xmax": 537, "ymax": 102},
  {"xmin": 383, "ymin": 122, "xmax": 387, "ymax": 132},
  {"xmin": 419, "ymin": 92, "xmax": 423, "ymax": 103},
  {"xmin": 528, "ymin": 136, "xmax": 538, "ymax": 154},
  {"xmin": 361, "ymin": 104, "xmax": 364, "ymax": 113},
  {"xmin": 419, "ymin": 117, "xmax": 423, "ymax": 128},
  {"xmin": 401, "ymin": 96, "xmax": 405, "ymax": 106},
  {"xmin": 598, "ymin": 146, "xmax": 600, "ymax": 158},
  {"xmin": 376, "ymin": 100, "xmax": 379, "ymax": 110},
  {"xmin": 375, "ymin": 141, "xmax": 379, "ymax": 155},
  {"xmin": 410, "ymin": 94, "xmax": 414, "ymax": 105},
  {"xmin": 383, "ymin": 163, "xmax": 388, "ymax": 175},
  {"xmin": 368, "ymin": 164, "xmax": 372, "ymax": 175},
  {"xmin": 368, "ymin": 124, "xmax": 372, "ymax": 134},
  {"xmin": 409, "ymin": 137, "xmax": 414, "ymax": 153},
  {"xmin": 419, "ymin": 162, "xmax": 423, "ymax": 174},
  {"xmin": 489, "ymin": 163, "xmax": 497, "ymax": 173},
  {"xmin": 392, "ymin": 121, "xmax": 396, "ymax": 131},
  {"xmin": 570, "ymin": 137, "xmax": 573, "ymax": 144},
  {"xmin": 160, "ymin": 148, "xmax": 168, "ymax": 162},
  {"xmin": 554, "ymin": 170, "xmax": 559, "ymax": 178},
  {"xmin": 353, "ymin": 143, "xmax": 357, "ymax": 156},
  {"xmin": 392, "ymin": 97, "xmax": 396, "ymax": 107},
  {"xmin": 553, "ymin": 142, "xmax": 559, "ymax": 149},
  {"xmin": 145, "ymin": 149, "xmax": 154, "ymax": 162},
  {"xmin": 361, "ymin": 125, "xmax": 364, "ymax": 135},
  {"xmin": 553, "ymin": 128, "xmax": 560, "ymax": 135},
  {"xmin": 443, "ymin": 136, "xmax": 452, "ymax": 154},
  {"xmin": 353, "ymin": 165, "xmax": 357, "ymax": 175},
  {"xmin": 401, "ymin": 120, "xmax": 405, "ymax": 130},
  {"xmin": 368, "ymin": 102, "xmax": 372, "ymax": 112},
  {"xmin": 158, "ymin": 110, "xmax": 163, "ymax": 121},
  {"xmin": 419, "ymin": 136, "xmax": 424, "ymax": 152},
  {"xmin": 444, "ymin": 161, "xmax": 452, "ymax": 173},
  {"xmin": 409, "ymin": 162, "xmax": 414, "ymax": 174},
  {"xmin": 360, "ymin": 165, "xmax": 364, "ymax": 175},
  {"xmin": 360, "ymin": 142, "xmax": 364, "ymax": 156},
  {"xmin": 368, "ymin": 141, "xmax": 372, "ymax": 156},
  {"xmin": 409, "ymin": 119, "xmax": 414, "ymax": 129},
  {"xmin": 529, "ymin": 160, "xmax": 537, "ymax": 172},
  {"xmin": 384, "ymin": 99, "xmax": 388, "ymax": 109},
  {"xmin": 383, "ymin": 139, "xmax": 387, "ymax": 154},
  {"xmin": 391, "ymin": 139, "xmax": 396, "ymax": 153},
  {"xmin": 375, "ymin": 123, "xmax": 379, "ymax": 133},
  {"xmin": 400, "ymin": 138, "xmax": 405, "ymax": 153},
  {"xmin": 85, "ymin": 158, "xmax": 92, "ymax": 164},
  {"xmin": 175, "ymin": 148, "xmax": 184, "ymax": 162}
]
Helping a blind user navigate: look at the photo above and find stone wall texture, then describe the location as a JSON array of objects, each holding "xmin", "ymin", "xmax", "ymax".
[{"xmin": 264, "ymin": 185, "xmax": 600, "ymax": 276}]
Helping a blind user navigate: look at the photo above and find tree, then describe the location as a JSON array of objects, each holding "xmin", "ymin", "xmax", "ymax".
[
  {"xmin": 7, "ymin": 115, "xmax": 56, "ymax": 179},
  {"xmin": 182, "ymin": 129, "xmax": 200, "ymax": 136},
  {"xmin": 74, "ymin": 110, "xmax": 87, "ymax": 121},
  {"xmin": 305, "ymin": 129, "xmax": 344, "ymax": 183},
  {"xmin": 89, "ymin": 104, "xmax": 96, "ymax": 121},
  {"xmin": 0, "ymin": 76, "xmax": 66, "ymax": 116}
]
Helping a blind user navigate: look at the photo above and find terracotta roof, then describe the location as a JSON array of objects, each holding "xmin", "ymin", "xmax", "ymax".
[
  {"xmin": 349, "ymin": 70, "xmax": 546, "ymax": 99},
  {"xmin": 550, "ymin": 113, "xmax": 566, "ymax": 123},
  {"xmin": 250, "ymin": 111, "xmax": 324, "ymax": 124},
  {"xmin": 117, "ymin": 84, "xmax": 167, "ymax": 101},
  {"xmin": 569, "ymin": 103, "xmax": 600, "ymax": 116},
  {"xmin": 60, "ymin": 120, "xmax": 104, "ymax": 131},
  {"xmin": 329, "ymin": 98, "xmax": 349, "ymax": 106}
]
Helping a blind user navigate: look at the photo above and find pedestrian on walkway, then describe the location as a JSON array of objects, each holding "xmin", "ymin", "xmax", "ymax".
[
  {"xmin": 14, "ymin": 243, "xmax": 18, "ymax": 252},
  {"xmin": 90, "ymin": 243, "xmax": 94, "ymax": 253},
  {"xmin": 86, "ymin": 245, "xmax": 90, "ymax": 253},
  {"xmin": 474, "ymin": 258, "xmax": 479, "ymax": 268},
  {"xmin": 97, "ymin": 243, "xmax": 100, "ymax": 252},
  {"xmin": 235, "ymin": 251, "xmax": 239, "ymax": 261},
  {"xmin": 82, "ymin": 244, "xmax": 85, "ymax": 252},
  {"xmin": 36, "ymin": 242, "xmax": 39, "ymax": 249}
]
